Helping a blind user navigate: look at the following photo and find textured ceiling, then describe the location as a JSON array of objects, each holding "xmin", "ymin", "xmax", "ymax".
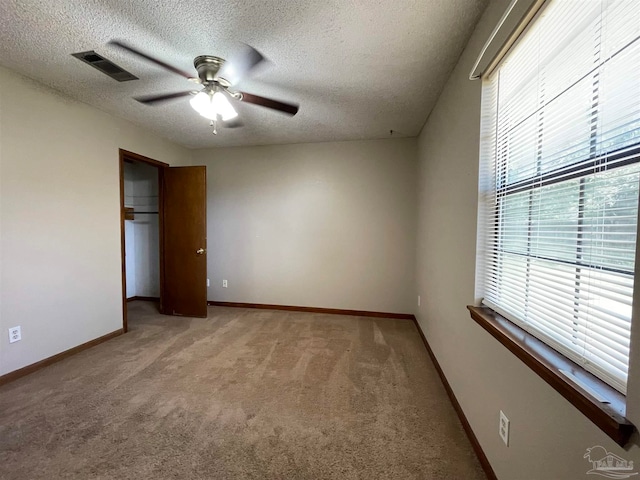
[{"xmin": 0, "ymin": 0, "xmax": 487, "ymax": 148}]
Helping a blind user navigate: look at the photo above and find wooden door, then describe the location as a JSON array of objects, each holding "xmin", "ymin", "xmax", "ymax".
[{"xmin": 162, "ymin": 166, "xmax": 207, "ymax": 317}]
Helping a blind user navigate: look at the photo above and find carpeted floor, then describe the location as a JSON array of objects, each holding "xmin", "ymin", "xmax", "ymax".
[{"xmin": 0, "ymin": 302, "xmax": 485, "ymax": 479}]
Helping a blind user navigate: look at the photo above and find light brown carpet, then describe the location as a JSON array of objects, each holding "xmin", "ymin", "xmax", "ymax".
[{"xmin": 0, "ymin": 302, "xmax": 485, "ymax": 479}]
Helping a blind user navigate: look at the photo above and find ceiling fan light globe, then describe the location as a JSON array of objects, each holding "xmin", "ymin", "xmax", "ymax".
[
  {"xmin": 198, "ymin": 110, "xmax": 218, "ymax": 121},
  {"xmin": 189, "ymin": 91, "xmax": 212, "ymax": 115},
  {"xmin": 212, "ymin": 91, "xmax": 238, "ymax": 121},
  {"xmin": 189, "ymin": 90, "xmax": 237, "ymax": 121},
  {"xmin": 221, "ymin": 110, "xmax": 238, "ymax": 121}
]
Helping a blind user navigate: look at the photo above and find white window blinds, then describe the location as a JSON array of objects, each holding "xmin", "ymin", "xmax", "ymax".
[{"xmin": 479, "ymin": 0, "xmax": 640, "ymax": 393}]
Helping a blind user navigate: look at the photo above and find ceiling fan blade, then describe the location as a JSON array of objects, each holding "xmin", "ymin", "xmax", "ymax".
[
  {"xmin": 109, "ymin": 40, "xmax": 193, "ymax": 79},
  {"xmin": 239, "ymin": 92, "xmax": 299, "ymax": 116},
  {"xmin": 134, "ymin": 91, "xmax": 194, "ymax": 105},
  {"xmin": 218, "ymin": 44, "xmax": 266, "ymax": 85}
]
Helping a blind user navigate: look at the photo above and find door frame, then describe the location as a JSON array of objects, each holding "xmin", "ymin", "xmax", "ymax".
[{"xmin": 119, "ymin": 149, "xmax": 169, "ymax": 332}]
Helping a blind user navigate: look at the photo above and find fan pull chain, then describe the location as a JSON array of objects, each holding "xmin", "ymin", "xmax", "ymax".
[{"xmin": 210, "ymin": 119, "xmax": 218, "ymax": 135}]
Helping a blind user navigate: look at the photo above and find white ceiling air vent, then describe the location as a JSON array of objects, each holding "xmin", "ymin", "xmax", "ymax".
[{"xmin": 71, "ymin": 50, "xmax": 138, "ymax": 82}]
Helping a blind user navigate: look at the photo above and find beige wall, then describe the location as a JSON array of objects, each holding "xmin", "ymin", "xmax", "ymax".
[
  {"xmin": 415, "ymin": 1, "xmax": 640, "ymax": 479},
  {"xmin": 0, "ymin": 66, "xmax": 189, "ymax": 376},
  {"xmin": 192, "ymin": 138, "xmax": 417, "ymax": 314}
]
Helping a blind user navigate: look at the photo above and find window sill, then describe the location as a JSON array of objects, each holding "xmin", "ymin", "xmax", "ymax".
[{"xmin": 467, "ymin": 305, "xmax": 635, "ymax": 447}]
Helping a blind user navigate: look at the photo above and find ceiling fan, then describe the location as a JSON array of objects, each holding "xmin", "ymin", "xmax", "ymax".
[{"xmin": 109, "ymin": 40, "xmax": 299, "ymax": 134}]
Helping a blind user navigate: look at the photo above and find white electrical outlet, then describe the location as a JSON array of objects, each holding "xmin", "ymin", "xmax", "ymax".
[
  {"xmin": 499, "ymin": 410, "xmax": 510, "ymax": 446},
  {"xmin": 418, "ymin": 295, "xmax": 421, "ymax": 307},
  {"xmin": 222, "ymin": 279, "xmax": 228, "ymax": 288},
  {"xmin": 8, "ymin": 326, "xmax": 21, "ymax": 343},
  {"xmin": 207, "ymin": 278, "xmax": 210, "ymax": 287}
]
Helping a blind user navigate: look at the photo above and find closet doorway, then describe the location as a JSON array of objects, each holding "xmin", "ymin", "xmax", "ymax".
[
  {"xmin": 119, "ymin": 149, "xmax": 208, "ymax": 332},
  {"xmin": 120, "ymin": 150, "xmax": 167, "ymax": 331}
]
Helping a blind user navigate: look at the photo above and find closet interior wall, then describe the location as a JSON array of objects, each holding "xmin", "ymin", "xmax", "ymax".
[{"xmin": 124, "ymin": 161, "xmax": 160, "ymax": 299}]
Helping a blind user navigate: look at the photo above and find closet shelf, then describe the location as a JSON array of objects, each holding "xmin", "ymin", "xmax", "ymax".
[
  {"xmin": 124, "ymin": 207, "xmax": 159, "ymax": 220},
  {"xmin": 124, "ymin": 207, "xmax": 134, "ymax": 221}
]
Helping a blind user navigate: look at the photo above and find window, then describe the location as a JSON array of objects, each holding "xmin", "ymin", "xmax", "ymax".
[{"xmin": 479, "ymin": 0, "xmax": 640, "ymax": 394}]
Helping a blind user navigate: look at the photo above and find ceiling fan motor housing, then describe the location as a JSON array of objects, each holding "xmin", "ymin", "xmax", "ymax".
[{"xmin": 194, "ymin": 55, "xmax": 226, "ymax": 84}]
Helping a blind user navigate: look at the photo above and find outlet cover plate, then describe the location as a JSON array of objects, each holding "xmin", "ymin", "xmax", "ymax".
[
  {"xmin": 9, "ymin": 326, "xmax": 21, "ymax": 343},
  {"xmin": 499, "ymin": 410, "xmax": 510, "ymax": 446}
]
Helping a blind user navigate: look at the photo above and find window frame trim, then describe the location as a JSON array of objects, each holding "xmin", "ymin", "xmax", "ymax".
[{"xmin": 473, "ymin": 0, "xmax": 640, "ymax": 447}]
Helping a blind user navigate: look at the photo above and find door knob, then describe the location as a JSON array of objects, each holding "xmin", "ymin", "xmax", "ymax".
[{"xmin": 196, "ymin": 248, "xmax": 206, "ymax": 255}]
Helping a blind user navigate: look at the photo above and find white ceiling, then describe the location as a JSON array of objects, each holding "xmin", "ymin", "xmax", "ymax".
[{"xmin": 0, "ymin": 0, "xmax": 487, "ymax": 149}]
